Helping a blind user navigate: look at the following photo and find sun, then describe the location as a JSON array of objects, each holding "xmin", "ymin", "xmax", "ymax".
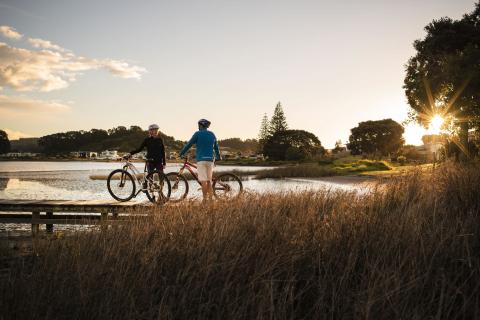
[
  {"xmin": 404, "ymin": 123, "xmax": 426, "ymax": 145},
  {"xmin": 428, "ymin": 114, "xmax": 444, "ymax": 134}
]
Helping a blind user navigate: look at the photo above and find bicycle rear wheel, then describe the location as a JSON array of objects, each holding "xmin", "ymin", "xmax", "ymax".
[
  {"xmin": 107, "ymin": 169, "xmax": 136, "ymax": 202},
  {"xmin": 166, "ymin": 172, "xmax": 189, "ymax": 202},
  {"xmin": 145, "ymin": 171, "xmax": 171, "ymax": 204},
  {"xmin": 212, "ymin": 173, "xmax": 243, "ymax": 199}
]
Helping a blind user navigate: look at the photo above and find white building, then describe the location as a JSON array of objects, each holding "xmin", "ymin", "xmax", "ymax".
[
  {"xmin": 3, "ymin": 152, "xmax": 39, "ymax": 158},
  {"xmin": 132, "ymin": 151, "xmax": 147, "ymax": 160},
  {"xmin": 99, "ymin": 150, "xmax": 119, "ymax": 159}
]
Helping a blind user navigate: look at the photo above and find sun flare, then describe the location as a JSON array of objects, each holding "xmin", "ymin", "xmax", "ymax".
[
  {"xmin": 428, "ymin": 115, "xmax": 444, "ymax": 134},
  {"xmin": 403, "ymin": 124, "xmax": 426, "ymax": 145}
]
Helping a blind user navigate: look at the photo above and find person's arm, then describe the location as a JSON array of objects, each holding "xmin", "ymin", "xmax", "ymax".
[
  {"xmin": 129, "ymin": 138, "xmax": 146, "ymax": 156},
  {"xmin": 179, "ymin": 132, "xmax": 198, "ymax": 157},
  {"xmin": 213, "ymin": 135, "xmax": 221, "ymax": 161}
]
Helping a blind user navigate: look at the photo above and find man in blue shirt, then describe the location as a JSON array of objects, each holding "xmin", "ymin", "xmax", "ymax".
[{"xmin": 179, "ymin": 119, "xmax": 221, "ymax": 201}]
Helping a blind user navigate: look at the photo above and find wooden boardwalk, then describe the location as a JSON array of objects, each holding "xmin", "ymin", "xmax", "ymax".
[{"xmin": 0, "ymin": 199, "xmax": 155, "ymax": 235}]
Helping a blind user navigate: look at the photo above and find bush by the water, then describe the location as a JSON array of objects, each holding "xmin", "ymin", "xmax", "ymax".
[
  {"xmin": 333, "ymin": 159, "xmax": 391, "ymax": 172},
  {"xmin": 254, "ymin": 159, "xmax": 391, "ymax": 179},
  {"xmin": 2, "ymin": 163, "xmax": 480, "ymax": 319}
]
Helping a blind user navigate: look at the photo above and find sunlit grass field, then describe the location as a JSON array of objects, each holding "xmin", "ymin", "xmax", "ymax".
[
  {"xmin": 254, "ymin": 157, "xmax": 392, "ymax": 179},
  {"xmin": 2, "ymin": 163, "xmax": 480, "ymax": 319}
]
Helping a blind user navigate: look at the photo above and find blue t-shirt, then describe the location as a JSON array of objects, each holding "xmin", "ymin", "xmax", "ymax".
[{"xmin": 179, "ymin": 129, "xmax": 221, "ymax": 161}]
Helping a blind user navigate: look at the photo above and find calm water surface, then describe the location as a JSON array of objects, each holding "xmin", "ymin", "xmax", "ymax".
[
  {"xmin": 0, "ymin": 161, "xmax": 365, "ymax": 201},
  {"xmin": 0, "ymin": 161, "xmax": 368, "ymax": 233}
]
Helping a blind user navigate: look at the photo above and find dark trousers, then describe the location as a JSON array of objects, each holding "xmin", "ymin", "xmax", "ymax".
[{"xmin": 147, "ymin": 161, "xmax": 164, "ymax": 173}]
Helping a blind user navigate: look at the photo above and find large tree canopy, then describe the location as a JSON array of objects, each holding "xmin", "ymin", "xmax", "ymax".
[
  {"xmin": 38, "ymin": 126, "xmax": 184, "ymax": 154},
  {"xmin": 347, "ymin": 119, "xmax": 404, "ymax": 157},
  {"xmin": 404, "ymin": 2, "xmax": 480, "ymax": 153},
  {"xmin": 263, "ymin": 129, "xmax": 324, "ymax": 161},
  {"xmin": 0, "ymin": 130, "xmax": 11, "ymax": 154}
]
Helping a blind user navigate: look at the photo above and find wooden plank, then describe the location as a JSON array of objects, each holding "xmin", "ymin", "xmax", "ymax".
[
  {"xmin": 46, "ymin": 211, "xmax": 53, "ymax": 233},
  {"xmin": 0, "ymin": 218, "xmax": 143, "ymax": 225},
  {"xmin": 32, "ymin": 211, "xmax": 40, "ymax": 236}
]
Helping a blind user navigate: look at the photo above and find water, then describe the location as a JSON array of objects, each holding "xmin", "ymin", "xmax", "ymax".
[
  {"xmin": 0, "ymin": 161, "xmax": 367, "ymax": 200},
  {"xmin": 0, "ymin": 161, "xmax": 370, "ymax": 233}
]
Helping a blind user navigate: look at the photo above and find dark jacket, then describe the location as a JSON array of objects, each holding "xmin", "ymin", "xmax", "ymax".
[{"xmin": 130, "ymin": 136, "xmax": 166, "ymax": 165}]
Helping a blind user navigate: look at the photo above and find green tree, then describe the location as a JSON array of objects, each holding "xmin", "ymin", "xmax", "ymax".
[
  {"xmin": 269, "ymin": 102, "xmax": 288, "ymax": 135},
  {"xmin": 38, "ymin": 125, "xmax": 184, "ymax": 154},
  {"xmin": 404, "ymin": 2, "xmax": 480, "ymax": 158},
  {"xmin": 347, "ymin": 119, "xmax": 404, "ymax": 157},
  {"xmin": 258, "ymin": 113, "xmax": 269, "ymax": 140},
  {"xmin": 263, "ymin": 129, "xmax": 324, "ymax": 161},
  {"xmin": 257, "ymin": 113, "xmax": 270, "ymax": 151},
  {"xmin": 218, "ymin": 138, "xmax": 259, "ymax": 153},
  {"xmin": 0, "ymin": 130, "xmax": 11, "ymax": 154},
  {"xmin": 332, "ymin": 140, "xmax": 345, "ymax": 154}
]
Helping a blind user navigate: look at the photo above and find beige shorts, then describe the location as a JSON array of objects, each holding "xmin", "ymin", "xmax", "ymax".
[{"xmin": 197, "ymin": 161, "xmax": 214, "ymax": 182}]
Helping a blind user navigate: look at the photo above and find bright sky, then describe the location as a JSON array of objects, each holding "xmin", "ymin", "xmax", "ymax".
[{"xmin": 0, "ymin": 0, "xmax": 475, "ymax": 147}]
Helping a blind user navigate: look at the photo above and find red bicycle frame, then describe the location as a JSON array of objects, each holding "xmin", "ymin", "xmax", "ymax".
[{"xmin": 177, "ymin": 156, "xmax": 208, "ymax": 186}]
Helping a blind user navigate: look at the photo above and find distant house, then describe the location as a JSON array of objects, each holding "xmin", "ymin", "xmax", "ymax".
[
  {"xmin": 70, "ymin": 151, "xmax": 98, "ymax": 158},
  {"xmin": 132, "ymin": 151, "xmax": 147, "ymax": 160},
  {"xmin": 3, "ymin": 152, "xmax": 39, "ymax": 158},
  {"xmin": 421, "ymin": 135, "xmax": 445, "ymax": 161},
  {"xmin": 220, "ymin": 150, "xmax": 235, "ymax": 159},
  {"xmin": 99, "ymin": 150, "xmax": 118, "ymax": 159},
  {"xmin": 168, "ymin": 151, "xmax": 179, "ymax": 160}
]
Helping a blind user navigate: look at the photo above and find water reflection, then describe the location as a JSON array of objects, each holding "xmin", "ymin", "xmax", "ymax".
[{"xmin": 0, "ymin": 161, "xmax": 370, "ymax": 201}]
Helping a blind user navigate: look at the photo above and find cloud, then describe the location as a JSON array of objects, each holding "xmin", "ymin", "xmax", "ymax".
[
  {"xmin": 0, "ymin": 95, "xmax": 70, "ymax": 113},
  {"xmin": 0, "ymin": 26, "xmax": 146, "ymax": 92},
  {"xmin": 0, "ymin": 26, "xmax": 23, "ymax": 40},
  {"xmin": 2, "ymin": 128, "xmax": 32, "ymax": 140},
  {"xmin": 102, "ymin": 59, "xmax": 146, "ymax": 79},
  {"xmin": 28, "ymin": 38, "xmax": 65, "ymax": 52}
]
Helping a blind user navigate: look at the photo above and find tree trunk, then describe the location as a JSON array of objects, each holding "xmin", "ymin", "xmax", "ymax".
[{"xmin": 459, "ymin": 122, "xmax": 469, "ymax": 161}]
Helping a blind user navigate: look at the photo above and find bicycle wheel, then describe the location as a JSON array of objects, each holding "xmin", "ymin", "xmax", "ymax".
[
  {"xmin": 212, "ymin": 173, "xmax": 243, "ymax": 199},
  {"xmin": 145, "ymin": 171, "xmax": 171, "ymax": 204},
  {"xmin": 107, "ymin": 169, "xmax": 136, "ymax": 202},
  {"xmin": 166, "ymin": 172, "xmax": 189, "ymax": 202}
]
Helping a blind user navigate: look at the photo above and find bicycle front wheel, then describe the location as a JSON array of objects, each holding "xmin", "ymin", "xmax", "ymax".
[
  {"xmin": 107, "ymin": 169, "xmax": 136, "ymax": 202},
  {"xmin": 213, "ymin": 173, "xmax": 243, "ymax": 199},
  {"xmin": 145, "ymin": 171, "xmax": 171, "ymax": 204},
  {"xmin": 166, "ymin": 172, "xmax": 189, "ymax": 202}
]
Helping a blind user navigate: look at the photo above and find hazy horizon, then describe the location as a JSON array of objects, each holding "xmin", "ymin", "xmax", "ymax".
[{"xmin": 0, "ymin": 0, "xmax": 476, "ymax": 148}]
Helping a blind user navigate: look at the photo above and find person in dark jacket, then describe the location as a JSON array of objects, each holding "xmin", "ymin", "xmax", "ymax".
[{"xmin": 125, "ymin": 124, "xmax": 166, "ymax": 173}]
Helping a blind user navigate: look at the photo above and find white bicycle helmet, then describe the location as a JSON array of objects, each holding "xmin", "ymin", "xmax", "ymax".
[{"xmin": 148, "ymin": 124, "xmax": 159, "ymax": 130}]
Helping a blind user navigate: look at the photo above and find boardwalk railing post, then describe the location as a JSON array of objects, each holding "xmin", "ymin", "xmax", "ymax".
[
  {"xmin": 32, "ymin": 211, "xmax": 40, "ymax": 236},
  {"xmin": 46, "ymin": 212, "xmax": 53, "ymax": 233},
  {"xmin": 101, "ymin": 212, "xmax": 108, "ymax": 231}
]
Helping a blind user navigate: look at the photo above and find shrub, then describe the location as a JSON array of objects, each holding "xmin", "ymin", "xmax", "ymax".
[{"xmin": 397, "ymin": 155, "xmax": 407, "ymax": 165}]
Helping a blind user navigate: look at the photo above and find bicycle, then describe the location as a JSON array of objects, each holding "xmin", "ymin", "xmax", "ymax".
[
  {"xmin": 166, "ymin": 156, "xmax": 243, "ymax": 202},
  {"xmin": 107, "ymin": 157, "xmax": 171, "ymax": 204}
]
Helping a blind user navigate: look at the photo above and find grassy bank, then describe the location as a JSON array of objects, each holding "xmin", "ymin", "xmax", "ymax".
[
  {"xmin": 254, "ymin": 158, "xmax": 391, "ymax": 179},
  {"xmin": 2, "ymin": 163, "xmax": 480, "ymax": 319}
]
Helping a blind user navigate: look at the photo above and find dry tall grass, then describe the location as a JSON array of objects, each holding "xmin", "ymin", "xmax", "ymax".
[{"xmin": 2, "ymin": 163, "xmax": 480, "ymax": 319}]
